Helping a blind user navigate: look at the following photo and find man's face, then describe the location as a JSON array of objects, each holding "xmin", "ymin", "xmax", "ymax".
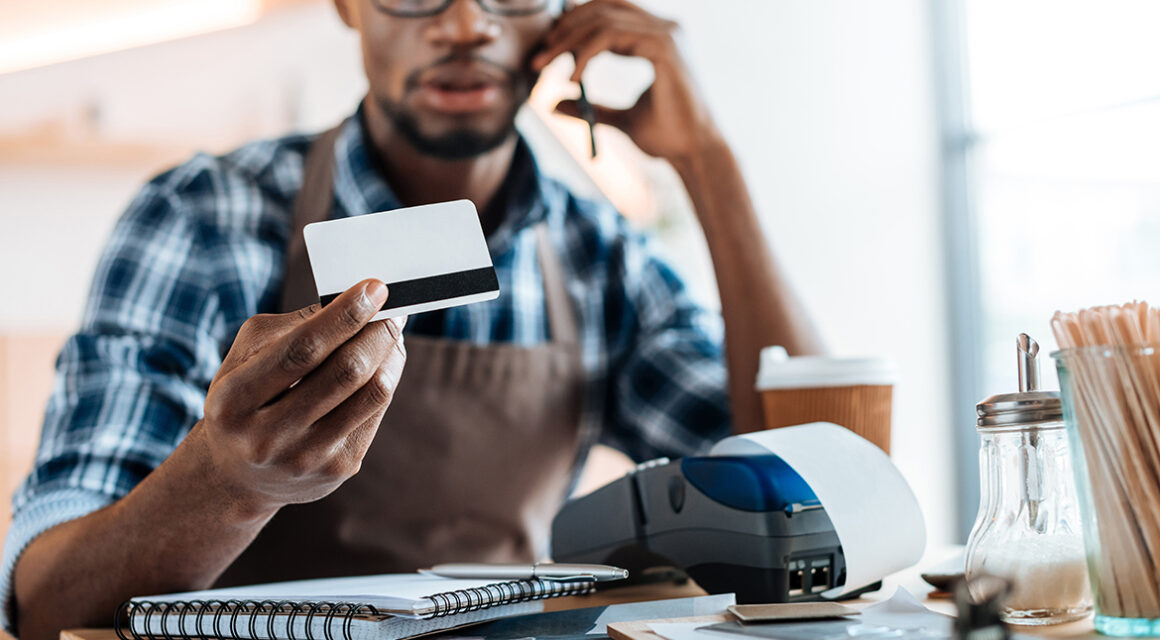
[{"xmin": 338, "ymin": 0, "xmax": 555, "ymax": 159}]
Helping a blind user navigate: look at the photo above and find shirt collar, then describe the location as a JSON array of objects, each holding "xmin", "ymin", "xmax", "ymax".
[{"xmin": 331, "ymin": 104, "xmax": 554, "ymax": 254}]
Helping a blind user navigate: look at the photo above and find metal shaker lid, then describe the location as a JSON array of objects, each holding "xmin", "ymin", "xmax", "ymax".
[{"xmin": 976, "ymin": 334, "xmax": 1063, "ymax": 428}]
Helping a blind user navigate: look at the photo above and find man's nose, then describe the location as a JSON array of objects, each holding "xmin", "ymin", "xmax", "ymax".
[{"xmin": 428, "ymin": 0, "xmax": 502, "ymax": 48}]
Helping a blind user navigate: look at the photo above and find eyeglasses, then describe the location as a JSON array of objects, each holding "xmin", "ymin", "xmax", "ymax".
[{"xmin": 371, "ymin": 0, "xmax": 560, "ymax": 18}]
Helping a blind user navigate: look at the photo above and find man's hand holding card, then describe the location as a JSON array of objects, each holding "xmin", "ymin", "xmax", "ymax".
[
  {"xmin": 304, "ymin": 199, "xmax": 500, "ymax": 321},
  {"xmin": 190, "ymin": 199, "xmax": 499, "ymax": 515}
]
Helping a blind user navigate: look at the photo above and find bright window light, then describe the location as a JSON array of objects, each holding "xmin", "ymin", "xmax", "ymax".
[
  {"xmin": 0, "ymin": 0, "xmax": 264, "ymax": 75},
  {"xmin": 963, "ymin": 1, "xmax": 1160, "ymax": 391}
]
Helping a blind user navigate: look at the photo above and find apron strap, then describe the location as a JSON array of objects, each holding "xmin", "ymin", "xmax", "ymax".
[
  {"xmin": 534, "ymin": 224, "xmax": 579, "ymax": 346},
  {"xmin": 279, "ymin": 121, "xmax": 580, "ymax": 350},
  {"xmin": 279, "ymin": 124, "xmax": 345, "ymax": 313}
]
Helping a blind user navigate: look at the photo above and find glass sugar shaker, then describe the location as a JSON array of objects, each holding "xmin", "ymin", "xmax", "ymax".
[{"xmin": 964, "ymin": 334, "xmax": 1092, "ymax": 625}]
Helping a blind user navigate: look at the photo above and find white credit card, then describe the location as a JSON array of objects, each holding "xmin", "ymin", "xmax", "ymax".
[{"xmin": 303, "ymin": 199, "xmax": 499, "ymax": 320}]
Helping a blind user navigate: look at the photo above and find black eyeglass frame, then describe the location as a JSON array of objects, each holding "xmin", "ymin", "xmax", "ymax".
[{"xmin": 370, "ymin": 0, "xmax": 559, "ymax": 18}]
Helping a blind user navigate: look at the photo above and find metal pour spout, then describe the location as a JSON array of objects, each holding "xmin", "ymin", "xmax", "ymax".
[
  {"xmin": 1017, "ymin": 333, "xmax": 1040, "ymax": 393},
  {"xmin": 1016, "ymin": 333, "xmax": 1043, "ymax": 530}
]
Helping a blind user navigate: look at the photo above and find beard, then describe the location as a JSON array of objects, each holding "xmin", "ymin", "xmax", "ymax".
[
  {"xmin": 376, "ymin": 54, "xmax": 534, "ymax": 161},
  {"xmin": 375, "ymin": 96, "xmax": 520, "ymax": 160}
]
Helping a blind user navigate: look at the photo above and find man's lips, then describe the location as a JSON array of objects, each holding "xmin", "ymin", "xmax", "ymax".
[
  {"xmin": 413, "ymin": 64, "xmax": 510, "ymax": 114},
  {"xmin": 417, "ymin": 82, "xmax": 502, "ymax": 114}
]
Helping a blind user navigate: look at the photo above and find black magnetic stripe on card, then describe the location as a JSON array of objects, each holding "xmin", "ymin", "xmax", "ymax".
[{"xmin": 319, "ymin": 267, "xmax": 499, "ymax": 311}]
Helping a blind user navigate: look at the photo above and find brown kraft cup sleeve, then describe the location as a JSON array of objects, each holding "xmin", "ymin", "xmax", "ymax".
[{"xmin": 758, "ymin": 385, "xmax": 893, "ymax": 454}]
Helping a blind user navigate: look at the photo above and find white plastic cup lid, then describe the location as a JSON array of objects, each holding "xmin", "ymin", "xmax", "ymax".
[{"xmin": 755, "ymin": 346, "xmax": 897, "ymax": 390}]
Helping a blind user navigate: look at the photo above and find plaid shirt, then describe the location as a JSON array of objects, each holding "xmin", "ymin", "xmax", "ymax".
[{"xmin": 1, "ymin": 108, "xmax": 730, "ymax": 631}]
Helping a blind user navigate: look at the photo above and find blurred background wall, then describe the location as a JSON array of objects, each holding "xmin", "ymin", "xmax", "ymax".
[
  {"xmin": 0, "ymin": 0, "xmax": 951, "ymax": 569},
  {"xmin": 4, "ymin": 1, "xmax": 1160, "ymax": 616}
]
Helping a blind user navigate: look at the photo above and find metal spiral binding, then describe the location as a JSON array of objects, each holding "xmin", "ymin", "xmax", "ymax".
[
  {"xmin": 115, "ymin": 599, "xmax": 379, "ymax": 640},
  {"xmin": 272, "ymin": 601, "xmax": 298, "ymax": 640},
  {"xmin": 112, "ymin": 580, "xmax": 590, "ymax": 638},
  {"xmin": 423, "ymin": 579, "xmax": 596, "ymax": 618}
]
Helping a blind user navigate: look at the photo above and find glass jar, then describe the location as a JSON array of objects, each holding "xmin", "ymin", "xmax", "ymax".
[
  {"xmin": 965, "ymin": 335, "xmax": 1092, "ymax": 625},
  {"xmin": 1055, "ymin": 347, "xmax": 1160, "ymax": 636}
]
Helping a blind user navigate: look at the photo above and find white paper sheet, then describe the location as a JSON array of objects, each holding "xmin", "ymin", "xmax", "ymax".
[
  {"xmin": 648, "ymin": 622, "xmax": 739, "ymax": 640},
  {"xmin": 709, "ymin": 423, "xmax": 926, "ymax": 598},
  {"xmin": 588, "ymin": 594, "xmax": 736, "ymax": 634},
  {"xmin": 859, "ymin": 587, "xmax": 951, "ymax": 634},
  {"xmin": 649, "ymin": 589, "xmax": 949, "ymax": 640}
]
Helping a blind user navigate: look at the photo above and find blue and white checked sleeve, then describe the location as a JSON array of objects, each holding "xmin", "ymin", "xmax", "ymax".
[
  {"xmin": 599, "ymin": 228, "xmax": 732, "ymax": 462},
  {"xmin": 0, "ymin": 173, "xmax": 225, "ymax": 634}
]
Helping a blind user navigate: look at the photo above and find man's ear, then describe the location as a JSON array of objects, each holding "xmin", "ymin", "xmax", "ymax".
[{"xmin": 333, "ymin": 0, "xmax": 356, "ymax": 28}]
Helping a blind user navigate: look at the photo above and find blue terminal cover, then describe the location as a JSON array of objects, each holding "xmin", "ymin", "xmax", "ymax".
[{"xmin": 681, "ymin": 455, "xmax": 821, "ymax": 513}]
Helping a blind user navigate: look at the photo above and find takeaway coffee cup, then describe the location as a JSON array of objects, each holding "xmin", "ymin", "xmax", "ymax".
[{"xmin": 755, "ymin": 347, "xmax": 897, "ymax": 453}]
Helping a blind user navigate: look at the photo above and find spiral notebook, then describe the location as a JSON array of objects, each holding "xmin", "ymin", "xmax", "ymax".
[{"xmin": 115, "ymin": 573, "xmax": 595, "ymax": 640}]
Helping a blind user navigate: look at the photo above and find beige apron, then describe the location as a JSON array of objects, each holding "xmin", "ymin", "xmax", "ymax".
[{"xmin": 217, "ymin": 126, "xmax": 587, "ymax": 586}]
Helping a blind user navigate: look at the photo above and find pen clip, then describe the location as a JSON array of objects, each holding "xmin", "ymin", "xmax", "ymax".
[{"xmin": 536, "ymin": 574, "xmax": 597, "ymax": 583}]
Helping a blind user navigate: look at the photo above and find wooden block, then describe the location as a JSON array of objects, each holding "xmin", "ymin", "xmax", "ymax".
[
  {"xmin": 729, "ymin": 602, "xmax": 858, "ymax": 622},
  {"xmin": 608, "ymin": 615, "xmax": 731, "ymax": 640},
  {"xmin": 60, "ymin": 630, "xmax": 121, "ymax": 640}
]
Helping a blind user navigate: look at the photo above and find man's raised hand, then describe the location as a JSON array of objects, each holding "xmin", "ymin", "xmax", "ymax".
[
  {"xmin": 193, "ymin": 279, "xmax": 406, "ymax": 515},
  {"xmin": 532, "ymin": 0, "xmax": 719, "ymax": 163}
]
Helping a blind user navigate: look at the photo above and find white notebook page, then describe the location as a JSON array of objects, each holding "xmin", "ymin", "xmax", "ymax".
[{"xmin": 136, "ymin": 573, "xmax": 522, "ymax": 612}]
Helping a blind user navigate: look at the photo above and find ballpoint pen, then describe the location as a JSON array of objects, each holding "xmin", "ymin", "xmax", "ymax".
[
  {"xmin": 542, "ymin": 1, "xmax": 597, "ymax": 160},
  {"xmin": 424, "ymin": 562, "xmax": 628, "ymax": 582},
  {"xmin": 577, "ymin": 81, "xmax": 598, "ymax": 159}
]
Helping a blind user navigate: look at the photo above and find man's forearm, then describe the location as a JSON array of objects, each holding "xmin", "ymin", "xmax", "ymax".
[
  {"xmin": 13, "ymin": 425, "xmax": 276, "ymax": 640},
  {"xmin": 671, "ymin": 133, "xmax": 824, "ymax": 431},
  {"xmin": 13, "ymin": 283, "xmax": 404, "ymax": 640}
]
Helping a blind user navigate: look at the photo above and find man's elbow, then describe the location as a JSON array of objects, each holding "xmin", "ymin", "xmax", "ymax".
[{"xmin": 11, "ymin": 528, "xmax": 103, "ymax": 640}]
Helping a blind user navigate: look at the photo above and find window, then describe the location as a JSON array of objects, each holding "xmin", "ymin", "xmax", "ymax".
[{"xmin": 943, "ymin": 0, "xmax": 1160, "ymax": 537}]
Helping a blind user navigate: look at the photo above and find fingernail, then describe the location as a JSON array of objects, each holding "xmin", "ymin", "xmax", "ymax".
[{"xmin": 365, "ymin": 280, "xmax": 388, "ymax": 306}]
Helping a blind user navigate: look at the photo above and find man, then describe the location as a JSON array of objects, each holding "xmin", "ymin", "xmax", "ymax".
[{"xmin": 2, "ymin": 0, "xmax": 821, "ymax": 638}]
